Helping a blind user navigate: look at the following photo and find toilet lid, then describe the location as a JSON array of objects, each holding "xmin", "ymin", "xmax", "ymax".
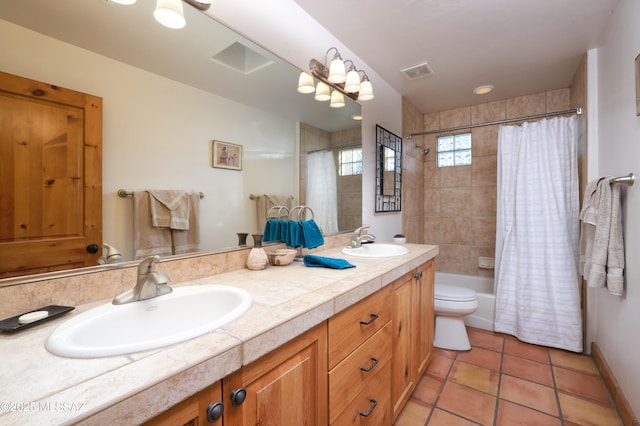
[{"xmin": 434, "ymin": 284, "xmax": 477, "ymax": 302}]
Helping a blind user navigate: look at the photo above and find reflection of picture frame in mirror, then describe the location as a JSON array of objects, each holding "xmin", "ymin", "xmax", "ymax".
[
  {"xmin": 212, "ymin": 140, "xmax": 242, "ymax": 170},
  {"xmin": 636, "ymin": 53, "xmax": 640, "ymax": 116}
]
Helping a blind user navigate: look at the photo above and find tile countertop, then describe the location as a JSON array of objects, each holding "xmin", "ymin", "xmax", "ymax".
[{"xmin": 0, "ymin": 244, "xmax": 438, "ymax": 425}]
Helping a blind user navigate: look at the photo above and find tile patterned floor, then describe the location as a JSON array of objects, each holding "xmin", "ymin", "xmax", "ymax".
[{"xmin": 394, "ymin": 327, "xmax": 623, "ymax": 426}]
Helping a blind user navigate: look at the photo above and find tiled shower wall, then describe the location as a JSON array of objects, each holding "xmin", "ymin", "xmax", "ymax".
[{"xmin": 404, "ymin": 88, "xmax": 573, "ymax": 277}]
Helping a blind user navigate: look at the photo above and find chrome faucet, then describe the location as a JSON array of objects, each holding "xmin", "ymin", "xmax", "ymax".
[
  {"xmin": 112, "ymin": 255, "xmax": 172, "ymax": 305},
  {"xmin": 347, "ymin": 225, "xmax": 376, "ymax": 248}
]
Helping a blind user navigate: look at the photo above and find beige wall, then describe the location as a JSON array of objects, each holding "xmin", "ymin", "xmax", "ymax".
[{"xmin": 404, "ymin": 88, "xmax": 572, "ymax": 276}]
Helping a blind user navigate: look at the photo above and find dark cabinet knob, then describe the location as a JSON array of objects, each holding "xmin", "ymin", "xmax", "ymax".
[
  {"xmin": 206, "ymin": 402, "xmax": 224, "ymax": 423},
  {"xmin": 86, "ymin": 244, "xmax": 99, "ymax": 254},
  {"xmin": 230, "ymin": 387, "xmax": 247, "ymax": 407}
]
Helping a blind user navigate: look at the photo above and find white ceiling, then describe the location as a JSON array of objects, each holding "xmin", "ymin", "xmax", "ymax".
[
  {"xmin": 0, "ymin": 0, "xmax": 361, "ymax": 132},
  {"xmin": 1, "ymin": 0, "xmax": 621, "ymax": 118},
  {"xmin": 294, "ymin": 0, "xmax": 620, "ymax": 113}
]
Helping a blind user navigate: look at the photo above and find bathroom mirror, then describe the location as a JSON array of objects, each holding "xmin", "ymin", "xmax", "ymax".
[
  {"xmin": 375, "ymin": 125, "xmax": 402, "ymax": 212},
  {"xmin": 0, "ymin": 0, "xmax": 361, "ymax": 281}
]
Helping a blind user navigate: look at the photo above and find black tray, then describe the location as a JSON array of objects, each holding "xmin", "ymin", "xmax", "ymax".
[{"xmin": 0, "ymin": 305, "xmax": 75, "ymax": 332}]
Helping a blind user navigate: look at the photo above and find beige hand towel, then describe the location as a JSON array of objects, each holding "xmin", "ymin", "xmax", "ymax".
[
  {"xmin": 255, "ymin": 194, "xmax": 295, "ymax": 232},
  {"xmin": 133, "ymin": 191, "xmax": 172, "ymax": 260},
  {"xmin": 173, "ymin": 192, "xmax": 201, "ymax": 255},
  {"xmin": 585, "ymin": 178, "xmax": 625, "ymax": 296},
  {"xmin": 148, "ymin": 190, "xmax": 190, "ymax": 230},
  {"xmin": 579, "ymin": 178, "xmax": 602, "ymax": 278}
]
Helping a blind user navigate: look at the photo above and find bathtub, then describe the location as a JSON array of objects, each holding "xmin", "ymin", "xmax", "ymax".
[{"xmin": 435, "ymin": 272, "xmax": 495, "ymax": 332}]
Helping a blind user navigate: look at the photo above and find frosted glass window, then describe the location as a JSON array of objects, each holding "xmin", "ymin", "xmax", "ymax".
[
  {"xmin": 338, "ymin": 147, "xmax": 363, "ymax": 176},
  {"xmin": 437, "ymin": 132, "xmax": 472, "ymax": 168}
]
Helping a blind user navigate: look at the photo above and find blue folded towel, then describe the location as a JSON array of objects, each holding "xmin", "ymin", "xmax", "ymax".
[
  {"xmin": 263, "ymin": 220, "xmax": 272, "ymax": 242},
  {"xmin": 270, "ymin": 219, "xmax": 280, "ymax": 242},
  {"xmin": 279, "ymin": 219, "xmax": 289, "ymax": 243},
  {"xmin": 301, "ymin": 219, "xmax": 324, "ymax": 249},
  {"xmin": 303, "ymin": 255, "xmax": 355, "ymax": 269},
  {"xmin": 288, "ymin": 220, "xmax": 301, "ymax": 248}
]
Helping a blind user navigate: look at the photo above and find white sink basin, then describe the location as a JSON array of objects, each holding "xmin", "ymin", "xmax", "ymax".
[
  {"xmin": 342, "ymin": 243, "xmax": 409, "ymax": 258},
  {"xmin": 46, "ymin": 285, "xmax": 252, "ymax": 358}
]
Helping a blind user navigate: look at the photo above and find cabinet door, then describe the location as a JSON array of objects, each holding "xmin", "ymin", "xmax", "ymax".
[
  {"xmin": 144, "ymin": 381, "xmax": 223, "ymax": 425},
  {"xmin": 391, "ymin": 271, "xmax": 415, "ymax": 419},
  {"xmin": 415, "ymin": 259, "xmax": 435, "ymax": 377},
  {"xmin": 224, "ymin": 322, "xmax": 328, "ymax": 426}
]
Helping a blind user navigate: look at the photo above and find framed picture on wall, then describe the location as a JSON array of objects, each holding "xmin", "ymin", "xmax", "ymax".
[{"xmin": 212, "ymin": 140, "xmax": 242, "ymax": 170}]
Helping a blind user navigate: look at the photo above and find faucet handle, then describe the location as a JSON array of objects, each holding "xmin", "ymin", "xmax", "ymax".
[{"xmin": 138, "ymin": 255, "xmax": 160, "ymax": 275}]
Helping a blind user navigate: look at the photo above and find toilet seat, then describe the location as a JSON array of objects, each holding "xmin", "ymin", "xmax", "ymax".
[{"xmin": 434, "ymin": 284, "xmax": 477, "ymax": 302}]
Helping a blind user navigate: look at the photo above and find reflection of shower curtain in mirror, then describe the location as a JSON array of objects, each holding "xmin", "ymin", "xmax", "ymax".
[
  {"xmin": 494, "ymin": 116, "xmax": 582, "ymax": 353},
  {"xmin": 306, "ymin": 151, "xmax": 338, "ymax": 234}
]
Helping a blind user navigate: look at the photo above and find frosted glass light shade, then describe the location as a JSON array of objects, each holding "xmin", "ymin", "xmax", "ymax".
[
  {"xmin": 328, "ymin": 58, "xmax": 346, "ymax": 84},
  {"xmin": 154, "ymin": 0, "xmax": 186, "ymax": 29},
  {"xmin": 330, "ymin": 90, "xmax": 345, "ymax": 108},
  {"xmin": 315, "ymin": 82, "xmax": 331, "ymax": 101},
  {"xmin": 344, "ymin": 69, "xmax": 361, "ymax": 93},
  {"xmin": 297, "ymin": 72, "xmax": 315, "ymax": 94},
  {"xmin": 110, "ymin": 0, "xmax": 137, "ymax": 4},
  {"xmin": 358, "ymin": 80, "xmax": 374, "ymax": 101}
]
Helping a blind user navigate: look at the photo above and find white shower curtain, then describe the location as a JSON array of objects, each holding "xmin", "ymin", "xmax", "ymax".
[
  {"xmin": 494, "ymin": 116, "xmax": 582, "ymax": 352},
  {"xmin": 306, "ymin": 151, "xmax": 338, "ymax": 234}
]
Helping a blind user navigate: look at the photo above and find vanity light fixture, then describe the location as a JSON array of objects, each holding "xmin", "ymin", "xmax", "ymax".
[
  {"xmin": 111, "ymin": 0, "xmax": 212, "ymax": 29},
  {"xmin": 297, "ymin": 47, "xmax": 375, "ymax": 108},
  {"xmin": 154, "ymin": 0, "xmax": 186, "ymax": 29},
  {"xmin": 473, "ymin": 84, "xmax": 494, "ymax": 95}
]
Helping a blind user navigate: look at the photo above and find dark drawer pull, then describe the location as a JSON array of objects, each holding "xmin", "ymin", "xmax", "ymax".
[
  {"xmin": 359, "ymin": 313, "xmax": 379, "ymax": 325},
  {"xmin": 359, "ymin": 398, "xmax": 378, "ymax": 417},
  {"xmin": 360, "ymin": 357, "xmax": 379, "ymax": 372}
]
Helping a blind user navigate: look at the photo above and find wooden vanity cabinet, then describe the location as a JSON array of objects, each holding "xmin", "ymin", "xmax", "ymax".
[
  {"xmin": 328, "ymin": 285, "xmax": 393, "ymax": 425},
  {"xmin": 145, "ymin": 381, "xmax": 223, "ymax": 425},
  {"xmin": 145, "ymin": 322, "xmax": 327, "ymax": 426},
  {"xmin": 391, "ymin": 259, "xmax": 435, "ymax": 420},
  {"xmin": 223, "ymin": 322, "xmax": 328, "ymax": 426}
]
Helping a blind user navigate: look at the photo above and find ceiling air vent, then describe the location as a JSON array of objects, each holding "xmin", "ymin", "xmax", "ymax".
[
  {"xmin": 211, "ymin": 41, "xmax": 274, "ymax": 75},
  {"xmin": 400, "ymin": 62, "xmax": 434, "ymax": 80}
]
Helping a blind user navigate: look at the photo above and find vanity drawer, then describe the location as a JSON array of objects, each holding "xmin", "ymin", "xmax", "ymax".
[
  {"xmin": 329, "ymin": 322, "xmax": 392, "ymax": 422},
  {"xmin": 328, "ymin": 285, "xmax": 392, "ymax": 368},
  {"xmin": 331, "ymin": 359, "xmax": 391, "ymax": 426}
]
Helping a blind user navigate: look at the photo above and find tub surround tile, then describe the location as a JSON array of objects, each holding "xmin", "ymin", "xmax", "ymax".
[
  {"xmin": 440, "ymin": 107, "xmax": 471, "ymax": 129},
  {"xmin": 471, "ymin": 100, "xmax": 506, "ymax": 124},
  {"xmin": 506, "ymin": 93, "xmax": 546, "ymax": 119},
  {"xmin": 545, "ymin": 88, "xmax": 570, "ymax": 113}
]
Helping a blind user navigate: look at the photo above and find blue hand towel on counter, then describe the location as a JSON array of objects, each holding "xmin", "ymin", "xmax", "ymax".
[
  {"xmin": 303, "ymin": 255, "xmax": 355, "ymax": 269},
  {"xmin": 300, "ymin": 219, "xmax": 324, "ymax": 249}
]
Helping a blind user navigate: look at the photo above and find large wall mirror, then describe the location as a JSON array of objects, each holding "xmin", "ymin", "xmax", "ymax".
[{"xmin": 0, "ymin": 0, "xmax": 362, "ymax": 281}]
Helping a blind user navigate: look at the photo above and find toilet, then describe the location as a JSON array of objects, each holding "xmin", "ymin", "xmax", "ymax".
[{"xmin": 433, "ymin": 283, "xmax": 479, "ymax": 351}]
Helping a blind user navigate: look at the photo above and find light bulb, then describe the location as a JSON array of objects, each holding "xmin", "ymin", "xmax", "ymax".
[
  {"xmin": 344, "ymin": 69, "xmax": 361, "ymax": 93},
  {"xmin": 297, "ymin": 72, "xmax": 315, "ymax": 94},
  {"xmin": 153, "ymin": 0, "xmax": 186, "ymax": 29},
  {"xmin": 328, "ymin": 58, "xmax": 346, "ymax": 84},
  {"xmin": 330, "ymin": 90, "xmax": 345, "ymax": 108},
  {"xmin": 315, "ymin": 82, "xmax": 331, "ymax": 101},
  {"xmin": 358, "ymin": 80, "xmax": 374, "ymax": 101}
]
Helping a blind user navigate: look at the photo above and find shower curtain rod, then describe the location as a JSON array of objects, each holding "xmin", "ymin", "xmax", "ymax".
[
  {"xmin": 306, "ymin": 143, "xmax": 361, "ymax": 154},
  {"xmin": 408, "ymin": 107, "xmax": 582, "ymax": 138}
]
